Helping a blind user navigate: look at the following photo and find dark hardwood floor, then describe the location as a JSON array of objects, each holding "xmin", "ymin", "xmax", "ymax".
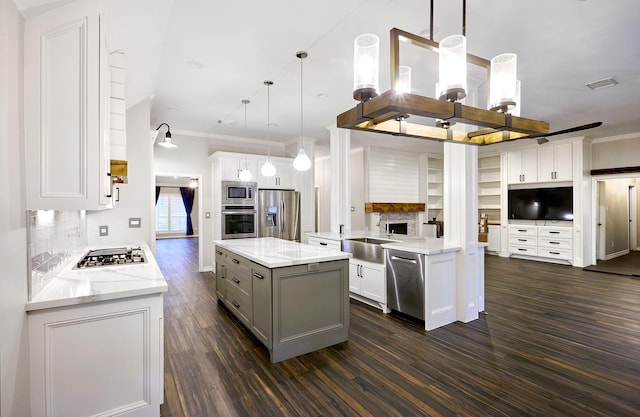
[{"xmin": 156, "ymin": 238, "xmax": 640, "ymax": 417}]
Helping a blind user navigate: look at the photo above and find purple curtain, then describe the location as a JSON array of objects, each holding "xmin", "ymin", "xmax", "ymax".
[
  {"xmin": 179, "ymin": 187, "xmax": 195, "ymax": 235},
  {"xmin": 155, "ymin": 186, "xmax": 161, "ymax": 205}
]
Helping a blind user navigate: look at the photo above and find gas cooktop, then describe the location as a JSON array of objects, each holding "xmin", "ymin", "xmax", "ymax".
[{"xmin": 75, "ymin": 247, "xmax": 146, "ymax": 269}]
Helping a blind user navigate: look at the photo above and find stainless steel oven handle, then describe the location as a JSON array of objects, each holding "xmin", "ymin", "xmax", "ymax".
[{"xmin": 222, "ymin": 210, "xmax": 257, "ymax": 215}]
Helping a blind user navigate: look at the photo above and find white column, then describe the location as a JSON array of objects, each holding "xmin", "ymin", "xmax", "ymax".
[
  {"xmin": 328, "ymin": 126, "xmax": 351, "ymax": 233},
  {"xmin": 443, "ymin": 142, "xmax": 482, "ymax": 322}
]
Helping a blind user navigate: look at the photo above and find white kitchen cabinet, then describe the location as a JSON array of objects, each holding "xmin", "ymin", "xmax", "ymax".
[
  {"xmin": 349, "ymin": 259, "xmax": 385, "ymax": 306},
  {"xmin": 487, "ymin": 225, "xmax": 501, "ymax": 253},
  {"xmin": 507, "ymin": 148, "xmax": 538, "ymax": 184},
  {"xmin": 28, "ymin": 294, "xmax": 164, "ymax": 417},
  {"xmin": 257, "ymin": 157, "xmax": 296, "ymax": 189},
  {"xmin": 220, "ymin": 155, "xmax": 259, "ymax": 181},
  {"xmin": 24, "ymin": 0, "xmax": 113, "ymax": 210},
  {"xmin": 537, "ymin": 143, "xmax": 572, "ymax": 182},
  {"xmin": 307, "ymin": 236, "xmax": 342, "ymax": 251},
  {"xmin": 508, "ymin": 224, "xmax": 573, "ymax": 262},
  {"xmin": 427, "ymin": 156, "xmax": 444, "ymax": 209}
]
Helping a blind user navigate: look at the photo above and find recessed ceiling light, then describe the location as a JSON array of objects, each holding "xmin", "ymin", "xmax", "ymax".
[
  {"xmin": 317, "ymin": 93, "xmax": 329, "ymax": 98},
  {"xmin": 217, "ymin": 119, "xmax": 236, "ymax": 125},
  {"xmin": 586, "ymin": 77, "xmax": 618, "ymax": 90},
  {"xmin": 268, "ymin": 123, "xmax": 278, "ymax": 127},
  {"xmin": 187, "ymin": 60, "xmax": 204, "ymax": 69},
  {"xmin": 168, "ymin": 107, "xmax": 180, "ymax": 112}
]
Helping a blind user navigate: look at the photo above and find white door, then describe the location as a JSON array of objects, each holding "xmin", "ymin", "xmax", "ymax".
[
  {"xmin": 597, "ymin": 181, "xmax": 606, "ymax": 260},
  {"xmin": 629, "ymin": 185, "xmax": 637, "ymax": 251}
]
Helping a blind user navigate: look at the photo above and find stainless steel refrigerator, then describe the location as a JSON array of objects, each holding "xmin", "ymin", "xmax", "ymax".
[{"xmin": 258, "ymin": 189, "xmax": 301, "ymax": 241}]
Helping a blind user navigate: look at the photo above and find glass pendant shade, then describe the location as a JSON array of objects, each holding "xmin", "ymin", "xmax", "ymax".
[
  {"xmin": 512, "ymin": 80, "xmax": 521, "ymax": 116},
  {"xmin": 353, "ymin": 33, "xmax": 379, "ymax": 101},
  {"xmin": 293, "ymin": 148, "xmax": 311, "ymax": 171},
  {"xmin": 489, "ymin": 53, "xmax": 517, "ymax": 112},
  {"xmin": 438, "ymin": 34, "xmax": 467, "ymax": 101},
  {"xmin": 261, "ymin": 158, "xmax": 276, "ymax": 177},
  {"xmin": 396, "ymin": 65, "xmax": 412, "ymax": 93},
  {"xmin": 238, "ymin": 168, "xmax": 252, "ymax": 181}
]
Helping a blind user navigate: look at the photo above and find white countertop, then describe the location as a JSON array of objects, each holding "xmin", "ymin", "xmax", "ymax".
[
  {"xmin": 26, "ymin": 244, "xmax": 168, "ymax": 312},
  {"xmin": 214, "ymin": 237, "xmax": 351, "ymax": 268},
  {"xmin": 381, "ymin": 238, "xmax": 461, "ymax": 255}
]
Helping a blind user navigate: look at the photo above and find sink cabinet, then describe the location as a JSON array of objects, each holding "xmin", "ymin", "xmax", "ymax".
[
  {"xmin": 349, "ymin": 259, "xmax": 385, "ymax": 306},
  {"xmin": 24, "ymin": 0, "xmax": 113, "ymax": 210}
]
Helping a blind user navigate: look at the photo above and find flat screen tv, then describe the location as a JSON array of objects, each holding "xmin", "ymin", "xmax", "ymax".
[{"xmin": 508, "ymin": 187, "xmax": 573, "ymax": 221}]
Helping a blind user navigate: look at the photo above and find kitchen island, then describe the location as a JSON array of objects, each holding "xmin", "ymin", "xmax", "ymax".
[
  {"xmin": 214, "ymin": 237, "xmax": 351, "ymax": 363},
  {"xmin": 26, "ymin": 244, "xmax": 167, "ymax": 417}
]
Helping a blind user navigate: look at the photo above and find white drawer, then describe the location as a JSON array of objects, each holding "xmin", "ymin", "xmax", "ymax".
[
  {"xmin": 539, "ymin": 238, "xmax": 572, "ymax": 250},
  {"xmin": 508, "ymin": 226, "xmax": 537, "ymax": 237},
  {"xmin": 307, "ymin": 237, "xmax": 341, "ymax": 251},
  {"xmin": 509, "ymin": 236, "xmax": 538, "ymax": 247},
  {"xmin": 537, "ymin": 248, "xmax": 572, "ymax": 260},
  {"xmin": 509, "ymin": 246, "xmax": 538, "ymax": 256},
  {"xmin": 538, "ymin": 227, "xmax": 572, "ymax": 239}
]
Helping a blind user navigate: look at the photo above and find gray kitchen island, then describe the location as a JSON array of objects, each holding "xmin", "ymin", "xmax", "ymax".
[{"xmin": 214, "ymin": 237, "xmax": 351, "ymax": 363}]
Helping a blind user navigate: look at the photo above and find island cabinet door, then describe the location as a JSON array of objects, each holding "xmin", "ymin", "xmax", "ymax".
[
  {"xmin": 215, "ymin": 248, "xmax": 227, "ymax": 301},
  {"xmin": 251, "ymin": 262, "xmax": 272, "ymax": 347}
]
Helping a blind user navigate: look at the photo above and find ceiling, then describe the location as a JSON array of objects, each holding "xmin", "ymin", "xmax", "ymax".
[{"xmin": 15, "ymin": 0, "xmax": 640, "ymax": 156}]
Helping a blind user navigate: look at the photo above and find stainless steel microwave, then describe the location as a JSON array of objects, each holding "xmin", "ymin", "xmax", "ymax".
[{"xmin": 222, "ymin": 181, "xmax": 257, "ymax": 205}]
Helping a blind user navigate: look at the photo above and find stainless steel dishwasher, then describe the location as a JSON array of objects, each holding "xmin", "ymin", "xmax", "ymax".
[{"xmin": 386, "ymin": 249, "xmax": 425, "ymax": 320}]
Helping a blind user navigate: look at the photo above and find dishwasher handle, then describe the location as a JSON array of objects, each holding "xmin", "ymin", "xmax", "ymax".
[{"xmin": 390, "ymin": 255, "xmax": 418, "ymax": 264}]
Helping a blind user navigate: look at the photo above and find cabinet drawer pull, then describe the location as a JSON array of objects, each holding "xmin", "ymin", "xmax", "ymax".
[
  {"xmin": 517, "ymin": 238, "xmax": 527, "ymax": 242},
  {"xmin": 232, "ymin": 278, "xmax": 240, "ymax": 284},
  {"xmin": 517, "ymin": 229, "xmax": 527, "ymax": 232},
  {"xmin": 216, "ymin": 250, "xmax": 222, "ymax": 255},
  {"xmin": 319, "ymin": 242, "xmax": 328, "ymax": 246},
  {"xmin": 232, "ymin": 301, "xmax": 240, "ymax": 308},
  {"xmin": 549, "ymin": 231, "xmax": 560, "ymax": 234},
  {"xmin": 549, "ymin": 241, "xmax": 560, "ymax": 245},
  {"xmin": 232, "ymin": 258, "xmax": 240, "ymax": 264},
  {"xmin": 253, "ymin": 272, "xmax": 264, "ymax": 280},
  {"xmin": 518, "ymin": 248, "xmax": 527, "ymax": 252},
  {"xmin": 550, "ymin": 252, "xmax": 561, "ymax": 255}
]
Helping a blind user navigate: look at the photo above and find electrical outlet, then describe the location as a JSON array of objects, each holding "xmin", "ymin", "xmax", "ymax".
[
  {"xmin": 129, "ymin": 218, "xmax": 141, "ymax": 228},
  {"xmin": 99, "ymin": 225, "xmax": 109, "ymax": 237}
]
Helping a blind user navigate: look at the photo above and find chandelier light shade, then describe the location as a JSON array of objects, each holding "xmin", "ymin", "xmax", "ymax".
[
  {"xmin": 154, "ymin": 123, "xmax": 177, "ymax": 148},
  {"xmin": 396, "ymin": 65, "xmax": 412, "ymax": 93},
  {"xmin": 513, "ymin": 80, "xmax": 522, "ymax": 117},
  {"xmin": 438, "ymin": 34, "xmax": 467, "ymax": 101},
  {"xmin": 261, "ymin": 80, "xmax": 276, "ymax": 177},
  {"xmin": 353, "ymin": 33, "xmax": 380, "ymax": 101},
  {"xmin": 489, "ymin": 53, "xmax": 518, "ymax": 112},
  {"xmin": 294, "ymin": 51, "xmax": 311, "ymax": 172}
]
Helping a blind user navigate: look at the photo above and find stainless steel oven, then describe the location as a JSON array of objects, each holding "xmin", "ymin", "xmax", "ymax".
[
  {"xmin": 221, "ymin": 206, "xmax": 257, "ymax": 239},
  {"xmin": 222, "ymin": 181, "xmax": 257, "ymax": 205}
]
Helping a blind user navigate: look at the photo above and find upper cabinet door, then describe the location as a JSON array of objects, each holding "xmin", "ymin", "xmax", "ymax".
[
  {"xmin": 24, "ymin": 0, "xmax": 112, "ymax": 210},
  {"xmin": 537, "ymin": 143, "xmax": 572, "ymax": 182},
  {"xmin": 507, "ymin": 149, "xmax": 538, "ymax": 184}
]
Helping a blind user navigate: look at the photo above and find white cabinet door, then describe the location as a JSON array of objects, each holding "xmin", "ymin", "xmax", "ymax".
[
  {"xmin": 348, "ymin": 261, "xmax": 361, "ymax": 293},
  {"xmin": 257, "ymin": 158, "xmax": 296, "ymax": 189},
  {"xmin": 537, "ymin": 143, "xmax": 573, "ymax": 182},
  {"xmin": 487, "ymin": 225, "xmax": 501, "ymax": 252},
  {"xmin": 220, "ymin": 156, "xmax": 258, "ymax": 181},
  {"xmin": 24, "ymin": 0, "xmax": 112, "ymax": 210},
  {"xmin": 359, "ymin": 262, "xmax": 385, "ymax": 303},
  {"xmin": 553, "ymin": 143, "xmax": 573, "ymax": 181},
  {"xmin": 508, "ymin": 149, "xmax": 538, "ymax": 184}
]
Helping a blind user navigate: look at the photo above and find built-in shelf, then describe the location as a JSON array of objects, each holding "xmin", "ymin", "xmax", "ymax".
[
  {"xmin": 427, "ymin": 156, "xmax": 443, "ymax": 209},
  {"xmin": 478, "ymin": 155, "xmax": 501, "ymax": 210}
]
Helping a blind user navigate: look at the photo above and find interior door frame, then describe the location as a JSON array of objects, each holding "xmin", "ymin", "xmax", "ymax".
[
  {"xmin": 630, "ymin": 184, "xmax": 638, "ymax": 251},
  {"xmin": 591, "ymin": 173, "xmax": 640, "ymax": 263},
  {"xmin": 154, "ymin": 172, "xmax": 204, "ymax": 272}
]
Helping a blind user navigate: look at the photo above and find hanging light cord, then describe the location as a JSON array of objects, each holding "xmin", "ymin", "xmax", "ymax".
[
  {"xmin": 243, "ymin": 99, "xmax": 249, "ymax": 167},
  {"xmin": 266, "ymin": 81, "xmax": 271, "ymax": 157},
  {"xmin": 299, "ymin": 54, "xmax": 304, "ymax": 149}
]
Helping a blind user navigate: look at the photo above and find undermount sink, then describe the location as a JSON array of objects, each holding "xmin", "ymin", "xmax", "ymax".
[{"xmin": 341, "ymin": 237, "xmax": 398, "ymax": 264}]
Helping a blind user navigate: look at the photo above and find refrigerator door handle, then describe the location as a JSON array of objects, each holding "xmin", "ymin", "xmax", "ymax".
[{"xmin": 281, "ymin": 200, "xmax": 286, "ymax": 235}]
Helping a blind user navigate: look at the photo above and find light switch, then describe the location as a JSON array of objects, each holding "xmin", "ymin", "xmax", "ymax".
[
  {"xmin": 129, "ymin": 218, "xmax": 141, "ymax": 228},
  {"xmin": 99, "ymin": 226, "xmax": 109, "ymax": 237}
]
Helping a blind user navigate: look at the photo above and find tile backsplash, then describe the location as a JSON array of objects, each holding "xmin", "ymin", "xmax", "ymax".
[{"xmin": 28, "ymin": 210, "xmax": 87, "ymax": 299}]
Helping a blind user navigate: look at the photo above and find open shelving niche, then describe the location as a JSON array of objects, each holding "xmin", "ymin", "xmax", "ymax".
[{"xmin": 478, "ymin": 154, "xmax": 501, "ymax": 210}]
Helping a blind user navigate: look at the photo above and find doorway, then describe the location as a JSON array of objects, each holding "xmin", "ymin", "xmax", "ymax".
[{"xmin": 154, "ymin": 173, "xmax": 204, "ymax": 271}]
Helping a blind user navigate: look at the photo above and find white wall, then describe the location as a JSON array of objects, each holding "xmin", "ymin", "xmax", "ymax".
[
  {"xmin": 592, "ymin": 135, "xmax": 640, "ymax": 170},
  {"xmin": 350, "ymin": 148, "xmax": 365, "ymax": 231},
  {"xmin": 365, "ymin": 147, "xmax": 420, "ymax": 203},
  {"xmin": 87, "ymin": 99, "xmax": 155, "ymax": 250},
  {"xmin": 154, "ymin": 133, "xmax": 212, "ymax": 269},
  {"xmin": 0, "ymin": 0, "xmax": 30, "ymax": 414},
  {"xmin": 314, "ymin": 156, "xmax": 331, "ymax": 232}
]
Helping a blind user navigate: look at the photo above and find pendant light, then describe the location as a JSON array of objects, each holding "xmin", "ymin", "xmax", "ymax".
[
  {"xmin": 238, "ymin": 99, "xmax": 253, "ymax": 181},
  {"xmin": 154, "ymin": 123, "xmax": 177, "ymax": 148},
  {"xmin": 261, "ymin": 80, "xmax": 277, "ymax": 177},
  {"xmin": 293, "ymin": 51, "xmax": 311, "ymax": 172}
]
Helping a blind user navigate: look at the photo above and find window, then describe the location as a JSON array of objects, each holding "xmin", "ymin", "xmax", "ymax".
[{"xmin": 156, "ymin": 188, "xmax": 187, "ymax": 234}]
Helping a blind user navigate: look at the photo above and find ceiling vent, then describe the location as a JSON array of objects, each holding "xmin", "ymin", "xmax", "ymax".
[{"xmin": 586, "ymin": 77, "xmax": 618, "ymax": 90}]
